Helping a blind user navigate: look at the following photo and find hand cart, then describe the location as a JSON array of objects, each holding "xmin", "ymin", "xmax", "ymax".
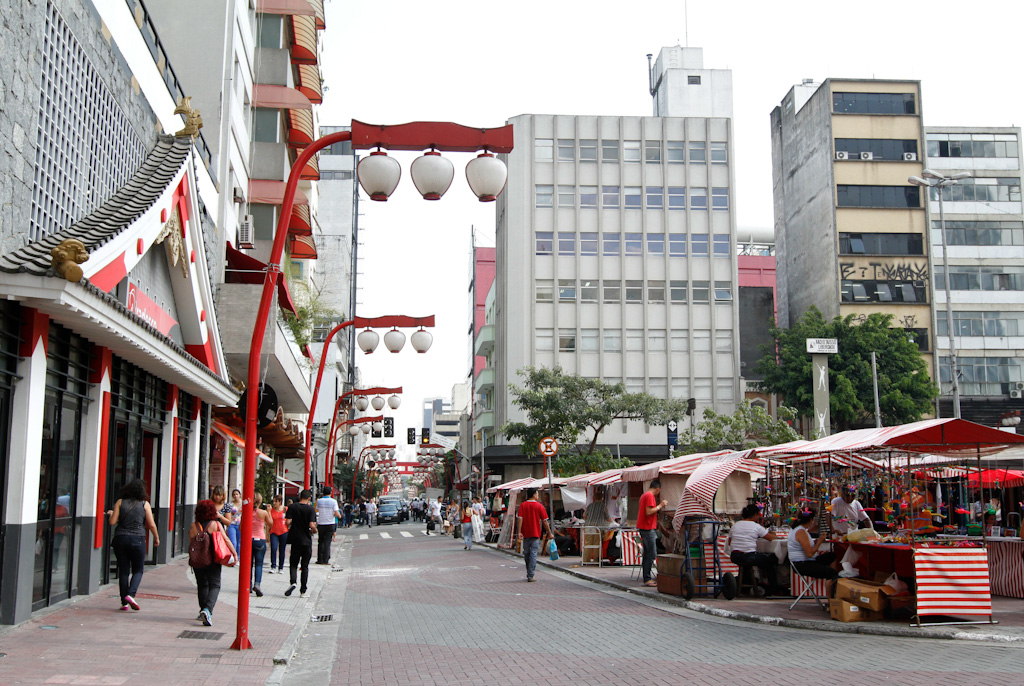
[{"xmin": 680, "ymin": 519, "xmax": 737, "ymax": 600}]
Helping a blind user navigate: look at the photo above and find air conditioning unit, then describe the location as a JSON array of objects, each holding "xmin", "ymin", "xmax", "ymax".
[
  {"xmin": 903, "ymin": 152, "xmax": 918, "ymax": 161},
  {"xmin": 860, "ymin": 151, "xmax": 874, "ymax": 161},
  {"xmin": 835, "ymin": 151, "xmax": 849, "ymax": 161},
  {"xmin": 1011, "ymin": 390, "xmax": 1022, "ymax": 399},
  {"xmin": 1015, "ymin": 382, "xmax": 1024, "ymax": 391},
  {"xmin": 238, "ymin": 215, "xmax": 255, "ymax": 249}
]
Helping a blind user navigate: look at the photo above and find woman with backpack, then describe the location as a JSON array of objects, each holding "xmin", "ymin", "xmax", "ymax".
[
  {"xmin": 106, "ymin": 479, "xmax": 159, "ymax": 611},
  {"xmin": 189, "ymin": 499, "xmax": 237, "ymax": 627}
]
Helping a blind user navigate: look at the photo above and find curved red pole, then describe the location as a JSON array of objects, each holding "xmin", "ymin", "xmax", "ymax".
[
  {"xmin": 235, "ymin": 131, "xmax": 351, "ymax": 651},
  {"xmin": 304, "ymin": 318, "xmax": 357, "ymax": 489}
]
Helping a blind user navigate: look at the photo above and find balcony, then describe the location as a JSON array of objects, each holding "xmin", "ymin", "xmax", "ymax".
[
  {"xmin": 475, "ymin": 367, "xmax": 494, "ymax": 395},
  {"xmin": 474, "ymin": 323, "xmax": 494, "ymax": 357},
  {"xmin": 474, "ymin": 409, "xmax": 494, "ymax": 434}
]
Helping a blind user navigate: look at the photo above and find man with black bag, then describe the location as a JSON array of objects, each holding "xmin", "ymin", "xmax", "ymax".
[{"xmin": 285, "ymin": 489, "xmax": 317, "ymax": 598}]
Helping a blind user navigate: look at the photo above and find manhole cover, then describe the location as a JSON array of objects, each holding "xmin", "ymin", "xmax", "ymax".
[
  {"xmin": 200, "ymin": 653, "xmax": 220, "ymax": 658},
  {"xmin": 40, "ymin": 625, "xmax": 58, "ymax": 630},
  {"xmin": 311, "ymin": 614, "xmax": 334, "ymax": 622},
  {"xmin": 177, "ymin": 630, "xmax": 225, "ymax": 640}
]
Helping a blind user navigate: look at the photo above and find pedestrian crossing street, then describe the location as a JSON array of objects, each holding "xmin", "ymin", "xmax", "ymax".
[{"xmin": 357, "ymin": 531, "xmax": 417, "ymax": 540}]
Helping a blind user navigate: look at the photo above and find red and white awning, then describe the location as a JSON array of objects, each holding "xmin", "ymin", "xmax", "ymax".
[
  {"xmin": 672, "ymin": 450, "xmax": 754, "ymax": 530},
  {"xmin": 781, "ymin": 451, "xmax": 883, "ymax": 470},
  {"xmin": 487, "ymin": 477, "xmax": 534, "ymax": 494},
  {"xmin": 565, "ymin": 468, "xmax": 623, "ymax": 489}
]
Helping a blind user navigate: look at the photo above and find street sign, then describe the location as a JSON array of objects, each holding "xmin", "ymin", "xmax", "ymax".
[
  {"xmin": 433, "ymin": 433, "xmax": 456, "ymax": 451},
  {"xmin": 667, "ymin": 421, "xmax": 678, "ymax": 447},
  {"xmin": 539, "ymin": 436, "xmax": 559, "ymax": 457},
  {"xmin": 806, "ymin": 338, "xmax": 838, "ymax": 354}
]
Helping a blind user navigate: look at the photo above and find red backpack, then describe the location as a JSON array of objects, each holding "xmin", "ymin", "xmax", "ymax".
[{"xmin": 188, "ymin": 523, "xmax": 213, "ymax": 568}]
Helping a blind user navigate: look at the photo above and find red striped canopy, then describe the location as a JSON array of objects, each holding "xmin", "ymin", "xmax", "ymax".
[
  {"xmin": 781, "ymin": 451, "xmax": 883, "ymax": 470},
  {"xmin": 565, "ymin": 469, "xmax": 623, "ymax": 488},
  {"xmin": 967, "ymin": 469, "xmax": 1024, "ymax": 489},
  {"xmin": 487, "ymin": 477, "xmax": 534, "ymax": 494},
  {"xmin": 672, "ymin": 450, "xmax": 755, "ymax": 530},
  {"xmin": 620, "ymin": 451, "xmax": 730, "ymax": 482}
]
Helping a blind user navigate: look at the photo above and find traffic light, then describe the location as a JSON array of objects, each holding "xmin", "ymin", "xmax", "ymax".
[
  {"xmin": 383, "ymin": 417, "xmax": 394, "ymax": 438},
  {"xmin": 421, "ymin": 427, "xmax": 430, "ymax": 444},
  {"xmin": 686, "ymin": 398, "xmax": 696, "ymax": 416},
  {"xmin": 371, "ymin": 422, "xmax": 382, "ymax": 438},
  {"xmin": 407, "ymin": 428, "xmax": 416, "ymax": 445}
]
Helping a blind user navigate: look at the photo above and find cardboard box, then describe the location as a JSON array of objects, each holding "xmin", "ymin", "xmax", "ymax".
[
  {"xmin": 835, "ymin": 578, "xmax": 896, "ymax": 612},
  {"xmin": 829, "ymin": 598, "xmax": 883, "ymax": 623}
]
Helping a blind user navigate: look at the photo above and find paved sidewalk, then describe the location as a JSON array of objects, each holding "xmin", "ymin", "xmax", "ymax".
[{"xmin": 0, "ymin": 538, "xmax": 344, "ymax": 685}]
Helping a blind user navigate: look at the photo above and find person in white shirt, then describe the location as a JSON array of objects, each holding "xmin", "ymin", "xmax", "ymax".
[
  {"xmin": 727, "ymin": 504, "xmax": 780, "ymax": 596},
  {"xmin": 828, "ymin": 486, "xmax": 870, "ymax": 535},
  {"xmin": 315, "ymin": 487, "xmax": 340, "ymax": 564},
  {"xmin": 365, "ymin": 499, "xmax": 377, "ymax": 527},
  {"xmin": 426, "ymin": 498, "xmax": 442, "ymax": 535}
]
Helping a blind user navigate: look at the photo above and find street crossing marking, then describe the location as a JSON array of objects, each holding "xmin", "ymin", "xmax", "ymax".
[
  {"xmin": 359, "ymin": 534, "xmax": 368, "ymax": 540},
  {"xmin": 400, "ymin": 531, "xmax": 413, "ymax": 538},
  {"xmin": 380, "ymin": 532, "xmax": 392, "ymax": 539}
]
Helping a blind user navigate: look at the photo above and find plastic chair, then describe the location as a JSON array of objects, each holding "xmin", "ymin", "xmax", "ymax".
[{"xmin": 788, "ymin": 558, "xmax": 827, "ymax": 611}]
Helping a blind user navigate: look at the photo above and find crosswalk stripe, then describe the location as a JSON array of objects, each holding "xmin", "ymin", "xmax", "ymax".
[
  {"xmin": 380, "ymin": 532, "xmax": 392, "ymax": 539},
  {"xmin": 400, "ymin": 531, "xmax": 413, "ymax": 538},
  {"xmin": 359, "ymin": 534, "xmax": 368, "ymax": 540}
]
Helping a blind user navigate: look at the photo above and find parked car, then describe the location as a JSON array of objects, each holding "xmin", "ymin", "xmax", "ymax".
[
  {"xmin": 379, "ymin": 497, "xmax": 408, "ymax": 521},
  {"xmin": 377, "ymin": 503, "xmax": 400, "ymax": 524}
]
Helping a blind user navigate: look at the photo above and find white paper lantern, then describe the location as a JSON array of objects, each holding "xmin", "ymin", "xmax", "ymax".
[
  {"xmin": 357, "ymin": 151, "xmax": 401, "ymax": 202},
  {"xmin": 410, "ymin": 151, "xmax": 454, "ymax": 200},
  {"xmin": 371, "ymin": 396, "xmax": 385, "ymax": 411},
  {"xmin": 357, "ymin": 329, "xmax": 379, "ymax": 354},
  {"xmin": 384, "ymin": 329, "xmax": 406, "ymax": 353},
  {"xmin": 387, "ymin": 395, "xmax": 401, "ymax": 409},
  {"xmin": 465, "ymin": 152, "xmax": 507, "ymax": 202}
]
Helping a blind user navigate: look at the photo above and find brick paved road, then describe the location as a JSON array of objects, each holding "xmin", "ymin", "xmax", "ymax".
[{"xmin": 282, "ymin": 521, "xmax": 1024, "ymax": 686}]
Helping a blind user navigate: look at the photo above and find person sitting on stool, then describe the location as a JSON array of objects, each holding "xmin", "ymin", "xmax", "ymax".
[
  {"xmin": 788, "ymin": 509, "xmax": 838, "ymax": 580},
  {"xmin": 728, "ymin": 503, "xmax": 780, "ymax": 596}
]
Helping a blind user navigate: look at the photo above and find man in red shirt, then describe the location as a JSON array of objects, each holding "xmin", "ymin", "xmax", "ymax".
[
  {"xmin": 517, "ymin": 488, "xmax": 552, "ymax": 582},
  {"xmin": 637, "ymin": 479, "xmax": 667, "ymax": 586}
]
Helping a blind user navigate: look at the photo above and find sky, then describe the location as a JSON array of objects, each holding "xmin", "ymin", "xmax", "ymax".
[{"xmin": 316, "ymin": 0, "xmax": 1024, "ymax": 460}]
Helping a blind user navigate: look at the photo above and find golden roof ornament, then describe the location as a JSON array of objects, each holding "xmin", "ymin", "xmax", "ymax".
[
  {"xmin": 173, "ymin": 96, "xmax": 203, "ymax": 139},
  {"xmin": 51, "ymin": 239, "xmax": 89, "ymax": 283}
]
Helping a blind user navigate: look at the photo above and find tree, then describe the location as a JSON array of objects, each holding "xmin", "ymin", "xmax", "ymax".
[
  {"xmin": 552, "ymin": 448, "xmax": 634, "ymax": 478},
  {"xmin": 753, "ymin": 307, "xmax": 938, "ymax": 430},
  {"xmin": 684, "ymin": 401, "xmax": 801, "ymax": 453},
  {"xmin": 502, "ymin": 366, "xmax": 687, "ymax": 457}
]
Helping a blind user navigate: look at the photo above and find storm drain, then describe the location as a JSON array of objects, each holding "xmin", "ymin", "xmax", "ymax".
[
  {"xmin": 177, "ymin": 630, "xmax": 225, "ymax": 640},
  {"xmin": 311, "ymin": 614, "xmax": 334, "ymax": 623}
]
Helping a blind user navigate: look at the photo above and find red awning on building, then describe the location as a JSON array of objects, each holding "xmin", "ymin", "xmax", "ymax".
[
  {"xmin": 224, "ymin": 242, "xmax": 299, "ymax": 316},
  {"xmin": 296, "ymin": 64, "xmax": 322, "ymax": 104},
  {"xmin": 253, "ymin": 84, "xmax": 312, "ymax": 110},
  {"xmin": 255, "ymin": 0, "xmax": 314, "ymax": 16},
  {"xmin": 248, "ymin": 179, "xmax": 309, "ymax": 206},
  {"xmin": 289, "ymin": 234, "xmax": 318, "ymax": 260},
  {"xmin": 290, "ymin": 15, "xmax": 318, "ymax": 65},
  {"xmin": 287, "ymin": 109, "xmax": 315, "ymax": 149},
  {"xmin": 289, "ymin": 205, "xmax": 312, "ymax": 235}
]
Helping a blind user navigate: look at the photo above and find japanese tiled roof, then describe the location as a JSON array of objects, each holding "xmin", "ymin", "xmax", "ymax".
[{"xmin": 0, "ymin": 134, "xmax": 191, "ymax": 276}]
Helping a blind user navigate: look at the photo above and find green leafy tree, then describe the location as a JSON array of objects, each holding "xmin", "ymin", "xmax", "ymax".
[
  {"xmin": 282, "ymin": 278, "xmax": 339, "ymax": 361},
  {"xmin": 254, "ymin": 454, "xmax": 277, "ymax": 502},
  {"xmin": 502, "ymin": 366, "xmax": 687, "ymax": 457},
  {"xmin": 552, "ymin": 447, "xmax": 634, "ymax": 478},
  {"xmin": 683, "ymin": 401, "xmax": 801, "ymax": 453},
  {"xmin": 753, "ymin": 307, "xmax": 938, "ymax": 430}
]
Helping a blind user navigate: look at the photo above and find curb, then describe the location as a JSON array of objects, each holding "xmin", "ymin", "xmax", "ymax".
[{"xmin": 483, "ymin": 544, "xmax": 1023, "ymax": 644}]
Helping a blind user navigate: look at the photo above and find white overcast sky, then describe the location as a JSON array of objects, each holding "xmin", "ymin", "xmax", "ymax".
[{"xmin": 317, "ymin": 0, "xmax": 1024, "ymax": 458}]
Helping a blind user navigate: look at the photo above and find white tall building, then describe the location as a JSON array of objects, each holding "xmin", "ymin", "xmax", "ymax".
[{"xmin": 492, "ymin": 47, "xmax": 740, "ymax": 458}]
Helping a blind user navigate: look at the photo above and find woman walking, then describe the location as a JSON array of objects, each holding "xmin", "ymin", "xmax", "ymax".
[
  {"xmin": 227, "ymin": 488, "xmax": 244, "ymax": 552},
  {"xmin": 189, "ymin": 499, "xmax": 236, "ymax": 627},
  {"xmin": 461, "ymin": 500, "xmax": 474, "ymax": 550},
  {"xmin": 251, "ymin": 493, "xmax": 273, "ymax": 596},
  {"xmin": 269, "ymin": 494, "xmax": 288, "ymax": 573},
  {"xmin": 106, "ymin": 479, "xmax": 159, "ymax": 611}
]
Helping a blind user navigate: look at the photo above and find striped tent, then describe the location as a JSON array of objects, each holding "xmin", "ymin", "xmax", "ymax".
[
  {"xmin": 781, "ymin": 450, "xmax": 883, "ymax": 470},
  {"xmin": 619, "ymin": 451, "xmax": 730, "ymax": 482},
  {"xmin": 565, "ymin": 468, "xmax": 623, "ymax": 489},
  {"xmin": 486, "ymin": 477, "xmax": 534, "ymax": 494},
  {"xmin": 672, "ymin": 450, "xmax": 755, "ymax": 530}
]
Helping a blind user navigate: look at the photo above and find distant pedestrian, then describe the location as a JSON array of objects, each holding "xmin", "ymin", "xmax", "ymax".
[
  {"xmin": 461, "ymin": 501, "xmax": 474, "ymax": 550},
  {"xmin": 343, "ymin": 501, "xmax": 353, "ymax": 528},
  {"xmin": 228, "ymin": 489, "xmax": 244, "ymax": 552},
  {"xmin": 106, "ymin": 479, "xmax": 160, "ymax": 611},
  {"xmin": 269, "ymin": 494, "xmax": 288, "ymax": 574},
  {"xmin": 637, "ymin": 479, "xmax": 667, "ymax": 587},
  {"xmin": 189, "ymin": 499, "xmax": 237, "ymax": 626},
  {"xmin": 285, "ymin": 489, "xmax": 317, "ymax": 598},
  {"xmin": 358, "ymin": 499, "xmax": 367, "ymax": 526},
  {"xmin": 251, "ymin": 493, "xmax": 273, "ymax": 597},
  {"xmin": 517, "ymin": 488, "xmax": 552, "ymax": 582},
  {"xmin": 365, "ymin": 499, "xmax": 377, "ymax": 527},
  {"xmin": 315, "ymin": 487, "xmax": 340, "ymax": 564},
  {"xmin": 211, "ymin": 486, "xmax": 236, "ymax": 549}
]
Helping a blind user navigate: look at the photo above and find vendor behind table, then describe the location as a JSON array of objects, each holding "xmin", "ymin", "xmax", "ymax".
[{"xmin": 828, "ymin": 484, "xmax": 871, "ymax": 535}]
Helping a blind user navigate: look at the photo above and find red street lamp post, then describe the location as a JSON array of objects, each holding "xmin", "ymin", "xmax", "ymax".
[
  {"xmin": 352, "ymin": 444, "xmax": 396, "ymax": 503},
  {"xmin": 320, "ymin": 386, "xmax": 402, "ymax": 490},
  {"xmin": 234, "ymin": 121, "xmax": 512, "ymax": 650}
]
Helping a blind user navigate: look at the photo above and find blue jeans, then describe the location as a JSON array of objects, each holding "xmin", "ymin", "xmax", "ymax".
[
  {"xmin": 523, "ymin": 537, "xmax": 541, "ymax": 580},
  {"xmin": 640, "ymin": 528, "xmax": 657, "ymax": 582},
  {"xmin": 251, "ymin": 539, "xmax": 267, "ymax": 586},
  {"xmin": 270, "ymin": 532, "xmax": 288, "ymax": 569},
  {"xmin": 111, "ymin": 534, "xmax": 146, "ymax": 603},
  {"xmin": 463, "ymin": 521, "xmax": 474, "ymax": 549},
  {"xmin": 227, "ymin": 522, "xmax": 241, "ymax": 552}
]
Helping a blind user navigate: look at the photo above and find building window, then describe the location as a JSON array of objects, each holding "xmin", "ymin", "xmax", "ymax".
[
  {"xmin": 929, "ymin": 178, "xmax": 1021, "ymax": 203},
  {"xmin": 558, "ymin": 279, "xmax": 577, "ymax": 301},
  {"xmin": 932, "ymin": 220, "xmax": 1024, "ymax": 247},
  {"xmin": 710, "ymin": 142, "xmax": 728, "ymax": 164},
  {"xmin": 624, "ymin": 140, "xmax": 641, "ymax": 163},
  {"xmin": 841, "ymin": 280, "xmax": 927, "ymax": 302},
  {"xmin": 667, "ymin": 141, "xmax": 685, "ymax": 163},
  {"xmin": 535, "ymin": 138, "xmax": 553, "ymax": 160},
  {"xmin": 256, "ymin": 14, "xmax": 284, "ymax": 47},
  {"xmin": 580, "ymin": 232, "xmax": 598, "ymax": 256},
  {"xmin": 692, "ymin": 280, "xmax": 710, "ymax": 302},
  {"xmin": 927, "ymin": 133, "xmax": 1019, "ymax": 159},
  {"xmin": 935, "ymin": 266, "xmax": 1024, "ymax": 292},
  {"xmin": 694, "ymin": 378, "xmax": 713, "ymax": 401},
  {"xmin": 836, "ymin": 185, "xmax": 920, "ymax": 208},
  {"xmin": 668, "ymin": 233, "xmax": 686, "ymax": 256},
  {"xmin": 647, "ymin": 233, "xmax": 665, "ymax": 256},
  {"xmin": 716, "ymin": 380, "xmax": 735, "ymax": 402},
  {"xmin": 626, "ymin": 330, "xmax": 644, "ymax": 351},
  {"xmin": 580, "ymin": 185, "xmax": 598, "ymax": 208},
  {"xmin": 253, "ymin": 108, "xmax": 280, "ymax": 143},
  {"xmin": 671, "ymin": 378, "xmax": 690, "ymax": 397},
  {"xmin": 580, "ymin": 328, "xmax": 600, "ymax": 352},
  {"xmin": 693, "ymin": 331, "xmax": 711, "ymax": 352},
  {"xmin": 535, "ymin": 184, "xmax": 553, "ymax": 208},
  {"xmin": 649, "ymin": 331, "xmax": 666, "ymax": 351},
  {"xmin": 535, "ymin": 279, "xmax": 554, "ymax": 302},
  {"xmin": 558, "ymin": 185, "xmax": 575, "ymax": 207},
  {"xmin": 840, "ymin": 232, "xmax": 924, "ymax": 255},
  {"xmin": 713, "ymin": 235, "xmax": 730, "ymax": 256},
  {"xmin": 603, "ymin": 281, "xmax": 621, "ymax": 303},
  {"xmin": 645, "ymin": 140, "xmax": 661, "ymax": 163},
  {"xmin": 668, "ymin": 187, "xmax": 686, "ymax": 210},
  {"xmin": 625, "ymin": 280, "xmax": 643, "ymax": 302},
  {"xmin": 579, "ymin": 139, "xmax": 598, "ymax": 162},
  {"xmin": 688, "ymin": 75, "xmax": 701, "ymax": 85},
  {"xmin": 715, "ymin": 330, "xmax": 734, "ymax": 352},
  {"xmin": 602, "ymin": 139, "xmax": 619, "ymax": 162},
  {"xmin": 832, "ymin": 92, "xmax": 916, "ymax": 115},
  {"xmin": 624, "ymin": 186, "xmax": 643, "ymax": 209},
  {"xmin": 580, "ymin": 279, "xmax": 599, "ymax": 302},
  {"xmin": 690, "ymin": 187, "xmax": 708, "ymax": 210},
  {"xmin": 647, "ymin": 186, "xmax": 664, "ymax": 209},
  {"xmin": 535, "ymin": 329, "xmax": 553, "ymax": 351},
  {"xmin": 691, "ymin": 234, "xmax": 709, "ymax": 257},
  {"xmin": 941, "ymin": 356, "xmax": 1023, "ymax": 396},
  {"xmin": 938, "ymin": 310, "xmax": 1024, "ymax": 337},
  {"xmin": 835, "ymin": 138, "xmax": 918, "ymax": 161},
  {"xmin": 670, "ymin": 331, "xmax": 689, "ymax": 352},
  {"xmin": 625, "ymin": 233, "xmax": 643, "ymax": 255},
  {"xmin": 714, "ymin": 282, "xmax": 733, "ymax": 301},
  {"xmin": 689, "ymin": 141, "xmax": 706, "ymax": 164},
  {"xmin": 536, "ymin": 232, "xmax": 553, "ymax": 255},
  {"xmin": 557, "ymin": 139, "xmax": 575, "ymax": 161},
  {"xmin": 649, "ymin": 377, "xmax": 668, "ymax": 399},
  {"xmin": 603, "ymin": 232, "xmax": 621, "ymax": 256},
  {"xmin": 626, "ymin": 377, "xmax": 645, "ymax": 393},
  {"xmin": 648, "ymin": 280, "xmax": 666, "ymax": 303},
  {"xmin": 603, "ymin": 331, "xmax": 622, "ymax": 352},
  {"xmin": 602, "ymin": 185, "xmax": 620, "ymax": 208},
  {"xmin": 558, "ymin": 232, "xmax": 576, "ymax": 255},
  {"xmin": 712, "ymin": 187, "xmax": 729, "ymax": 210},
  {"xmin": 906, "ymin": 328, "xmax": 929, "ymax": 352},
  {"xmin": 670, "ymin": 280, "xmax": 687, "ymax": 303},
  {"xmin": 558, "ymin": 329, "xmax": 576, "ymax": 352}
]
